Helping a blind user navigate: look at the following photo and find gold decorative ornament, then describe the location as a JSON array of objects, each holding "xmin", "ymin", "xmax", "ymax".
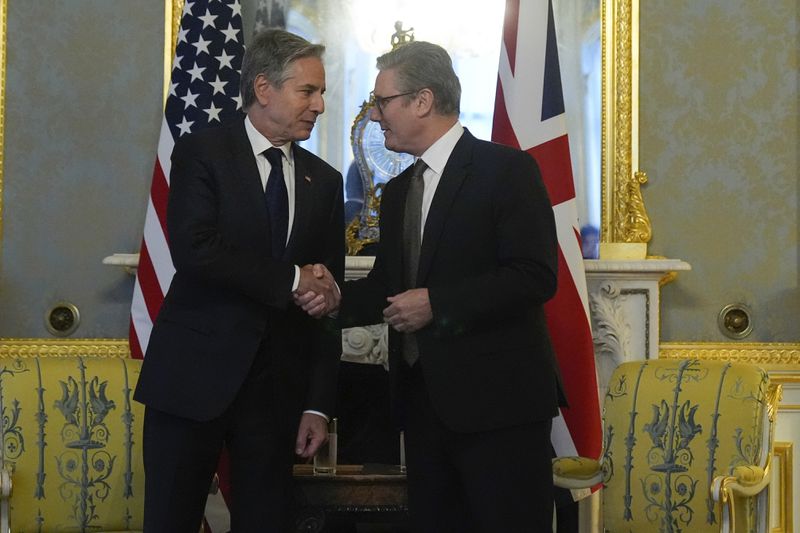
[
  {"xmin": 772, "ymin": 442, "xmax": 794, "ymax": 533},
  {"xmin": 164, "ymin": 0, "xmax": 184, "ymax": 104},
  {"xmin": 390, "ymin": 20, "xmax": 414, "ymax": 48},
  {"xmin": 345, "ymin": 216, "xmax": 363, "ymax": 256},
  {"xmin": 623, "ymin": 170, "xmax": 652, "ymax": 242},
  {"xmin": 660, "ymin": 342, "xmax": 800, "ymax": 369},
  {"xmin": 601, "ymin": 0, "xmax": 652, "ymax": 259},
  {"xmin": 0, "ymin": 338, "xmax": 130, "ymax": 358},
  {"xmin": 347, "ymin": 23, "xmax": 415, "ymax": 256}
]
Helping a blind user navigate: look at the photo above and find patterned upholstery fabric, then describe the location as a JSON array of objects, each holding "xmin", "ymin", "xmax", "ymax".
[
  {"xmin": 596, "ymin": 359, "xmax": 773, "ymax": 533},
  {"xmin": 0, "ymin": 357, "xmax": 143, "ymax": 532}
]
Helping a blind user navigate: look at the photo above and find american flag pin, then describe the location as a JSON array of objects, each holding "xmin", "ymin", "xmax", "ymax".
[{"xmin": 304, "ymin": 175, "xmax": 312, "ymax": 183}]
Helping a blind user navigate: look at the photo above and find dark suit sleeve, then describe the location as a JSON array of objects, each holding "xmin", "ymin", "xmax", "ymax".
[
  {"xmin": 428, "ymin": 150, "xmax": 558, "ymax": 333},
  {"xmin": 339, "ymin": 178, "xmax": 402, "ymax": 327},
  {"xmin": 305, "ymin": 176, "xmax": 345, "ymax": 414},
  {"xmin": 340, "ymin": 256, "xmax": 391, "ymax": 327},
  {"xmin": 167, "ymin": 136, "xmax": 295, "ymax": 309}
]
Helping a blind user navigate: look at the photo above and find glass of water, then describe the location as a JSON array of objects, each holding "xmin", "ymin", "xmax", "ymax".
[{"xmin": 313, "ymin": 418, "xmax": 337, "ymax": 475}]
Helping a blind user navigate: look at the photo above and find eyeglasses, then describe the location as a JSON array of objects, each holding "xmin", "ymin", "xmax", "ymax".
[{"xmin": 370, "ymin": 90, "xmax": 419, "ymax": 113}]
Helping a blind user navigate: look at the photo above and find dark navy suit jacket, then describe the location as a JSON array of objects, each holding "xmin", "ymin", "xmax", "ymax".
[
  {"xmin": 341, "ymin": 129, "xmax": 564, "ymax": 433},
  {"xmin": 135, "ymin": 117, "xmax": 344, "ymax": 425}
]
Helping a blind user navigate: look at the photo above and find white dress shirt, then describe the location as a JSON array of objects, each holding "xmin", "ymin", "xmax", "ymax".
[
  {"xmin": 244, "ymin": 116, "xmax": 301, "ymax": 291},
  {"xmin": 416, "ymin": 121, "xmax": 465, "ymax": 240}
]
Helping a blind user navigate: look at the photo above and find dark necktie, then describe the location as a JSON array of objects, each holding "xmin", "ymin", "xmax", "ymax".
[
  {"xmin": 263, "ymin": 147, "xmax": 289, "ymax": 259},
  {"xmin": 402, "ymin": 158, "xmax": 428, "ymax": 366}
]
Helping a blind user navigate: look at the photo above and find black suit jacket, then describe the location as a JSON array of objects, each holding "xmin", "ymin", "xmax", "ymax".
[
  {"xmin": 342, "ymin": 129, "xmax": 563, "ymax": 433},
  {"xmin": 134, "ymin": 117, "xmax": 344, "ymax": 423}
]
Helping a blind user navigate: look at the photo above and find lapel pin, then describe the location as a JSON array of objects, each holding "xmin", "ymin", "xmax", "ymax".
[{"xmin": 305, "ymin": 175, "xmax": 312, "ymax": 183}]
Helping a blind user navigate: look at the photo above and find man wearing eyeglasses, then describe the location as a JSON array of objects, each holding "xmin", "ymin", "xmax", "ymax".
[{"xmin": 336, "ymin": 41, "xmax": 563, "ymax": 532}]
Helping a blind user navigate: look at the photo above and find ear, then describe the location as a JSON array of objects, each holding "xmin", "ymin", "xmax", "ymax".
[
  {"xmin": 254, "ymin": 74, "xmax": 272, "ymax": 106},
  {"xmin": 415, "ymin": 88, "xmax": 435, "ymax": 117}
]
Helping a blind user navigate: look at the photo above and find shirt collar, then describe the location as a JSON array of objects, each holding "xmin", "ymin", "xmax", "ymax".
[
  {"xmin": 418, "ymin": 121, "xmax": 464, "ymax": 175},
  {"xmin": 244, "ymin": 115, "xmax": 294, "ymax": 165}
]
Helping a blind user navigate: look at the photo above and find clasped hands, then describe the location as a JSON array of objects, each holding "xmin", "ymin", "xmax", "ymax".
[
  {"xmin": 294, "ymin": 264, "xmax": 340, "ymax": 318},
  {"xmin": 295, "ymin": 266, "xmax": 432, "ymax": 332}
]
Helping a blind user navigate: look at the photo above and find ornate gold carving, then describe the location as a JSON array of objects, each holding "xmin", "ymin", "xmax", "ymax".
[
  {"xmin": 773, "ymin": 442, "xmax": 793, "ymax": 533},
  {"xmin": 164, "ymin": 0, "xmax": 185, "ymax": 103},
  {"xmin": 601, "ymin": 0, "xmax": 651, "ymax": 249},
  {"xmin": 345, "ymin": 217, "xmax": 362, "ymax": 256},
  {"xmin": 347, "ymin": 24, "xmax": 415, "ymax": 256},
  {"xmin": 0, "ymin": 338, "xmax": 131, "ymax": 358},
  {"xmin": 390, "ymin": 21, "xmax": 414, "ymax": 48},
  {"xmin": 623, "ymin": 170, "xmax": 651, "ymax": 242},
  {"xmin": 766, "ymin": 383, "xmax": 783, "ymax": 422},
  {"xmin": 660, "ymin": 342, "xmax": 800, "ymax": 368},
  {"xmin": 347, "ymin": 99, "xmax": 380, "ymax": 256},
  {"xmin": 641, "ymin": 254, "xmax": 681, "ymax": 286}
]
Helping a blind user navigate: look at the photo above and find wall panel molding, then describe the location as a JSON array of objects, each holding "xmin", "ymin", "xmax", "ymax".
[{"xmin": 0, "ymin": 338, "xmax": 130, "ymax": 358}]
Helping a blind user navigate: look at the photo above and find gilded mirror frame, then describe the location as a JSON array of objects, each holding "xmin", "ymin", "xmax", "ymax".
[{"xmin": 600, "ymin": 0, "xmax": 651, "ymax": 258}]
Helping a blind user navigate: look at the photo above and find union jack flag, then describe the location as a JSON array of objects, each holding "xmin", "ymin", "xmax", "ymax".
[{"xmin": 492, "ymin": 0, "xmax": 602, "ymax": 488}]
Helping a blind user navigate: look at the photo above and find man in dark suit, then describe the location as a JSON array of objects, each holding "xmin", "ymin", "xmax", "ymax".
[
  {"xmin": 134, "ymin": 29, "xmax": 344, "ymax": 532},
  {"xmin": 336, "ymin": 41, "xmax": 562, "ymax": 532}
]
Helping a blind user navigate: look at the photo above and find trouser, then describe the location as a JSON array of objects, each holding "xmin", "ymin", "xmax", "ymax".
[
  {"xmin": 403, "ymin": 363, "xmax": 554, "ymax": 533},
  {"xmin": 142, "ymin": 347, "xmax": 295, "ymax": 533}
]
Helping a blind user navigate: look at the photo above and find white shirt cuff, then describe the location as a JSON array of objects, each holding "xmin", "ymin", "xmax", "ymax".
[
  {"xmin": 291, "ymin": 265, "xmax": 300, "ymax": 292},
  {"xmin": 303, "ymin": 410, "xmax": 329, "ymax": 422}
]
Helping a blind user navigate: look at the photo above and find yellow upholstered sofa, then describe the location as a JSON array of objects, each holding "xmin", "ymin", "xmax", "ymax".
[
  {"xmin": 553, "ymin": 358, "xmax": 781, "ymax": 533},
  {"xmin": 0, "ymin": 356, "xmax": 144, "ymax": 532}
]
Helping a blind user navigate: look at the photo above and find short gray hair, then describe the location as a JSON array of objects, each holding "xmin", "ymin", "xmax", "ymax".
[
  {"xmin": 240, "ymin": 29, "xmax": 325, "ymax": 110},
  {"xmin": 376, "ymin": 41, "xmax": 461, "ymax": 116}
]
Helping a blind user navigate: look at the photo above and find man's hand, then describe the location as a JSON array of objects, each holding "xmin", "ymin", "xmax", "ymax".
[
  {"xmin": 295, "ymin": 412, "xmax": 328, "ymax": 459},
  {"xmin": 294, "ymin": 264, "xmax": 340, "ymax": 318},
  {"xmin": 383, "ymin": 288, "xmax": 433, "ymax": 333}
]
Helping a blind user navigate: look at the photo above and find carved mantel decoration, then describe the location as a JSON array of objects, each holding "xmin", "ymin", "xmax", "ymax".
[{"xmin": 585, "ymin": 258, "xmax": 690, "ymax": 398}]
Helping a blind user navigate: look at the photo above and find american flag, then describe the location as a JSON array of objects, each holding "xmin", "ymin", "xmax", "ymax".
[
  {"xmin": 130, "ymin": 0, "xmax": 245, "ymax": 361},
  {"xmin": 492, "ymin": 0, "xmax": 602, "ymax": 486},
  {"xmin": 131, "ymin": 2, "xmax": 244, "ymax": 530}
]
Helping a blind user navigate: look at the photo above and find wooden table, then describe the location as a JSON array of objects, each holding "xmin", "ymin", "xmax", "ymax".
[{"xmin": 293, "ymin": 464, "xmax": 408, "ymax": 533}]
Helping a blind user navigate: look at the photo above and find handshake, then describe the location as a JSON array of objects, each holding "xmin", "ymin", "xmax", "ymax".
[{"xmin": 293, "ymin": 264, "xmax": 340, "ymax": 318}]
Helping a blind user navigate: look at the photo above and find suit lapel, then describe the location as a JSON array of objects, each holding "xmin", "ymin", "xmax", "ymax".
[
  {"xmin": 391, "ymin": 166, "xmax": 414, "ymax": 285},
  {"xmin": 416, "ymin": 131, "xmax": 474, "ymax": 285},
  {"xmin": 286, "ymin": 144, "xmax": 312, "ymax": 259},
  {"xmin": 229, "ymin": 119, "xmax": 271, "ymax": 239}
]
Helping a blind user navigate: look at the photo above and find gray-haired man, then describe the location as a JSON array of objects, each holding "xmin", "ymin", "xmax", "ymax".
[
  {"xmin": 135, "ymin": 29, "xmax": 344, "ymax": 532},
  {"xmin": 337, "ymin": 41, "xmax": 562, "ymax": 532}
]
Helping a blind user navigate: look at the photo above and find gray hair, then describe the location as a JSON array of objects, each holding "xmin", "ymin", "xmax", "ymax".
[
  {"xmin": 376, "ymin": 41, "xmax": 461, "ymax": 116},
  {"xmin": 240, "ymin": 29, "xmax": 325, "ymax": 110}
]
